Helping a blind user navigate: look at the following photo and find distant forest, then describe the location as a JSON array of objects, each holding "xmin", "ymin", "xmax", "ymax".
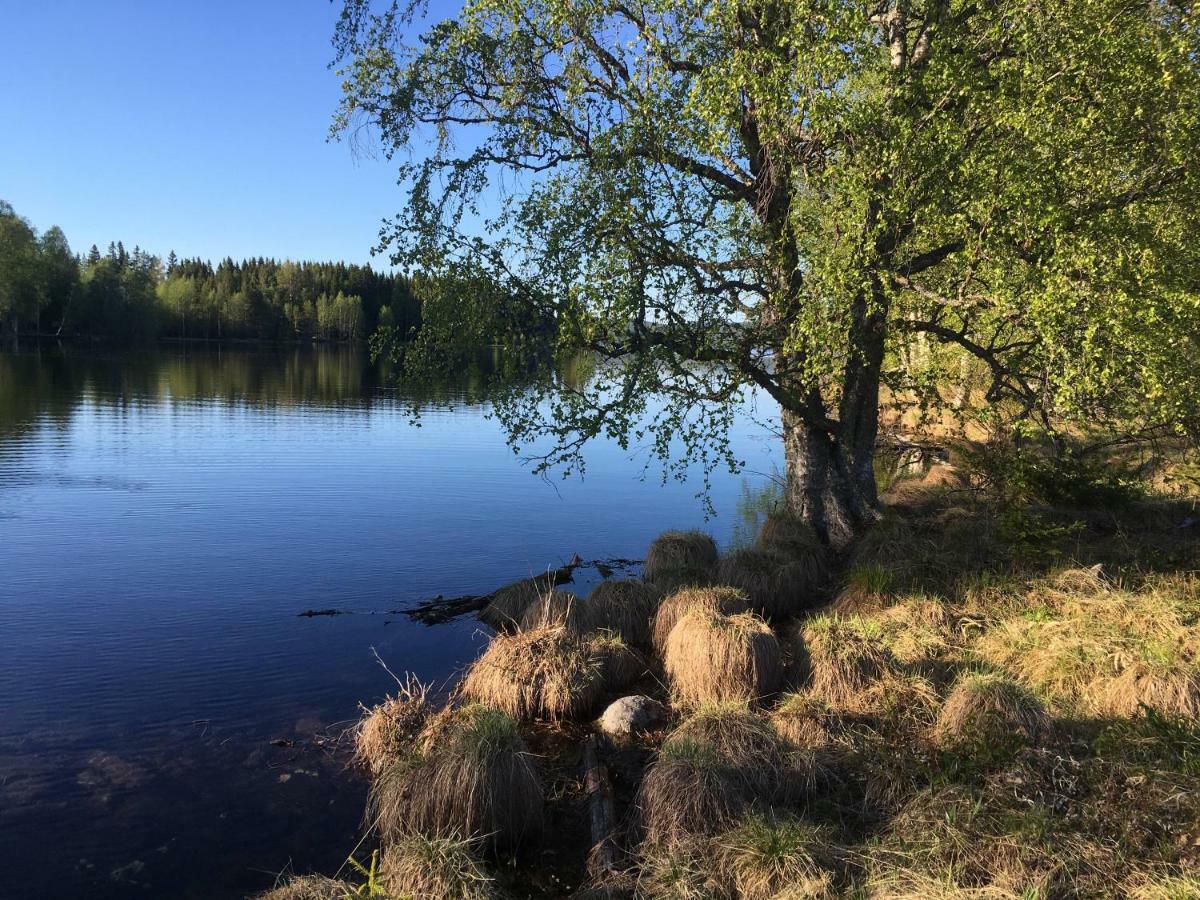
[{"xmin": 0, "ymin": 200, "xmax": 422, "ymax": 343}]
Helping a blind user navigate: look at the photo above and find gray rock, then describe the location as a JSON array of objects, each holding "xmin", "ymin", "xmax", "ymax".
[{"xmin": 598, "ymin": 695, "xmax": 667, "ymax": 737}]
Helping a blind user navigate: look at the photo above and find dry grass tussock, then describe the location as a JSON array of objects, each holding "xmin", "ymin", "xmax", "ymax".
[
  {"xmin": 636, "ymin": 736, "xmax": 751, "ymax": 853},
  {"xmin": 460, "ymin": 625, "xmax": 605, "ymax": 722},
  {"xmin": 873, "ymin": 597, "xmax": 957, "ymax": 667},
  {"xmin": 866, "ymin": 784, "xmax": 1060, "ymax": 897},
  {"xmin": 770, "ymin": 692, "xmax": 836, "ymax": 751},
  {"xmin": 518, "ymin": 589, "xmax": 587, "ymax": 634},
  {"xmin": 759, "ymin": 513, "xmax": 824, "ymax": 557},
  {"xmin": 884, "ymin": 464, "xmax": 973, "ymax": 510},
  {"xmin": 664, "ymin": 609, "xmax": 782, "ymax": 706},
  {"xmin": 643, "ymin": 530, "xmax": 719, "ymax": 588},
  {"xmin": 587, "ymin": 628, "xmax": 649, "ymax": 690},
  {"xmin": 713, "ymin": 814, "xmax": 835, "ymax": 900},
  {"xmin": 868, "ymin": 742, "xmax": 1200, "ymax": 895},
  {"xmin": 637, "ymin": 703, "xmax": 812, "ymax": 851},
  {"xmin": 380, "ymin": 830, "xmax": 498, "ymax": 900},
  {"xmin": 652, "ymin": 585, "xmax": 751, "ymax": 654},
  {"xmin": 368, "ymin": 703, "xmax": 544, "ymax": 853},
  {"xmin": 815, "ymin": 670, "xmax": 943, "ymax": 817},
  {"xmin": 635, "ymin": 838, "xmax": 719, "ymax": 900},
  {"xmin": 584, "ymin": 579, "xmax": 661, "ymax": 647},
  {"xmin": 833, "ymin": 563, "xmax": 899, "ymax": 616},
  {"xmin": 354, "ymin": 675, "xmax": 430, "ymax": 777},
  {"xmin": 869, "ymin": 671, "xmax": 942, "ymax": 725},
  {"xmin": 974, "ymin": 569, "xmax": 1200, "ymax": 716},
  {"xmin": 668, "ymin": 702, "xmax": 801, "ymax": 794},
  {"xmin": 831, "ymin": 720, "xmax": 932, "ymax": 818},
  {"xmin": 256, "ymin": 875, "xmax": 355, "ymax": 900},
  {"xmin": 798, "ymin": 614, "xmax": 897, "ymax": 710},
  {"xmin": 862, "ymin": 871, "xmax": 1029, "ymax": 899},
  {"xmin": 934, "ymin": 671, "xmax": 1047, "ymax": 751},
  {"xmin": 635, "ymin": 813, "xmax": 836, "ymax": 900},
  {"xmin": 717, "ymin": 546, "xmax": 824, "ymax": 619},
  {"xmin": 480, "ymin": 574, "xmax": 556, "ymax": 630}
]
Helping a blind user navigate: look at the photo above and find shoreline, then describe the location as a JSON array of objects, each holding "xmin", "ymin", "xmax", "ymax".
[{"xmin": 267, "ymin": 463, "xmax": 1200, "ymax": 899}]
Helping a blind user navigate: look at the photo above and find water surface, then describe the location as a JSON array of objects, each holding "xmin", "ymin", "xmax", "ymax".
[{"xmin": 0, "ymin": 344, "xmax": 781, "ymax": 898}]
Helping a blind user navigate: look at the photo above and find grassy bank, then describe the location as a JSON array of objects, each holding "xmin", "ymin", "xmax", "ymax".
[{"xmin": 261, "ymin": 444, "xmax": 1200, "ymax": 899}]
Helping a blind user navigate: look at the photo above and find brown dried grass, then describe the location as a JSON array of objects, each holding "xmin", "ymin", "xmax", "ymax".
[
  {"xmin": 588, "ymin": 629, "xmax": 650, "ymax": 691},
  {"xmin": 883, "ymin": 463, "xmax": 970, "ymax": 508},
  {"xmin": 518, "ymin": 589, "xmax": 587, "ymax": 634},
  {"xmin": 716, "ymin": 546, "xmax": 824, "ymax": 619},
  {"xmin": 353, "ymin": 676, "xmax": 430, "ymax": 777},
  {"xmin": 460, "ymin": 626, "xmax": 605, "ymax": 722},
  {"xmin": 801, "ymin": 614, "xmax": 897, "ymax": 710},
  {"xmin": 637, "ymin": 703, "xmax": 820, "ymax": 853},
  {"xmin": 585, "ymin": 579, "xmax": 662, "ymax": 647},
  {"xmin": 1097, "ymin": 663, "xmax": 1200, "ymax": 718},
  {"xmin": 974, "ymin": 570, "xmax": 1200, "ymax": 716},
  {"xmin": 652, "ymin": 586, "xmax": 751, "ymax": 654},
  {"xmin": 758, "ymin": 513, "xmax": 823, "ymax": 557},
  {"xmin": 480, "ymin": 575, "xmax": 556, "ymax": 631},
  {"xmin": 863, "ymin": 872, "xmax": 1027, "ymax": 898},
  {"xmin": 635, "ymin": 838, "xmax": 719, "ymax": 900},
  {"xmin": 714, "ymin": 814, "xmax": 835, "ymax": 900},
  {"xmin": 368, "ymin": 703, "xmax": 544, "ymax": 853},
  {"xmin": 875, "ymin": 598, "xmax": 957, "ymax": 667},
  {"xmin": 934, "ymin": 672, "xmax": 1047, "ymax": 751},
  {"xmin": 637, "ymin": 743, "xmax": 749, "ymax": 852},
  {"xmin": 668, "ymin": 702, "xmax": 803, "ymax": 797},
  {"xmin": 643, "ymin": 530, "xmax": 719, "ymax": 587},
  {"xmin": 1125, "ymin": 874, "xmax": 1200, "ymax": 899},
  {"xmin": 379, "ymin": 830, "xmax": 498, "ymax": 900},
  {"xmin": 770, "ymin": 692, "xmax": 835, "ymax": 751},
  {"xmin": 923, "ymin": 463, "xmax": 972, "ymax": 490},
  {"xmin": 664, "ymin": 609, "xmax": 782, "ymax": 706},
  {"xmin": 255, "ymin": 875, "xmax": 355, "ymax": 900},
  {"xmin": 845, "ymin": 509, "xmax": 1007, "ymax": 600},
  {"xmin": 866, "ymin": 784, "xmax": 1060, "ymax": 898}
]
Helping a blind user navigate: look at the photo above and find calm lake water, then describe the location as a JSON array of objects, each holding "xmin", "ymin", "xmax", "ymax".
[{"xmin": 0, "ymin": 343, "xmax": 782, "ymax": 899}]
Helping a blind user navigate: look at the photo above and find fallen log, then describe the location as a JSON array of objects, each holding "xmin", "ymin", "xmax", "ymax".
[
  {"xmin": 399, "ymin": 555, "xmax": 584, "ymax": 625},
  {"xmin": 583, "ymin": 734, "xmax": 618, "ymax": 880}
]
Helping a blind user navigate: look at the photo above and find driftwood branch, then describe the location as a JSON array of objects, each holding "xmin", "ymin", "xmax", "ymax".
[
  {"xmin": 399, "ymin": 556, "xmax": 582, "ymax": 625},
  {"xmin": 398, "ymin": 555, "xmax": 642, "ymax": 625}
]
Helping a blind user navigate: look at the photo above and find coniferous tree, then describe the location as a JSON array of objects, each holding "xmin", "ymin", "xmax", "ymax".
[{"xmin": 0, "ymin": 198, "xmax": 425, "ymax": 343}]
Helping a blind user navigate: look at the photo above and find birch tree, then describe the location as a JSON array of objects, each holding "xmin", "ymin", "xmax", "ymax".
[{"xmin": 335, "ymin": 0, "xmax": 1200, "ymax": 545}]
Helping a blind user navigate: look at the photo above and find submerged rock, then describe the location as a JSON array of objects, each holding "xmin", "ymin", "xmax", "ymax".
[{"xmin": 598, "ymin": 695, "xmax": 667, "ymax": 738}]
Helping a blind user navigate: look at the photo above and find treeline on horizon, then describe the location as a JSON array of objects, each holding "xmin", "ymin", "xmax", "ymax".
[{"xmin": 0, "ymin": 199, "xmax": 423, "ymax": 343}]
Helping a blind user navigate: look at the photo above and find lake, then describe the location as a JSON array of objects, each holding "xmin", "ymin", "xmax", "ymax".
[{"xmin": 0, "ymin": 343, "xmax": 782, "ymax": 898}]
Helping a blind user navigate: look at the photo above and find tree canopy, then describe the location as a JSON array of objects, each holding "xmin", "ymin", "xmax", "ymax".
[
  {"xmin": 336, "ymin": 0, "xmax": 1199, "ymax": 543},
  {"xmin": 340, "ymin": 1, "xmax": 1200, "ymax": 542}
]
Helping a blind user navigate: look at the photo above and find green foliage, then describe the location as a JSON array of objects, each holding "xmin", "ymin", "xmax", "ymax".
[
  {"xmin": 0, "ymin": 199, "xmax": 420, "ymax": 342},
  {"xmin": 968, "ymin": 439, "xmax": 1142, "ymax": 508},
  {"xmin": 846, "ymin": 564, "xmax": 896, "ymax": 598},
  {"xmin": 0, "ymin": 201, "xmax": 46, "ymax": 331},
  {"xmin": 1094, "ymin": 706, "xmax": 1200, "ymax": 777},
  {"xmin": 333, "ymin": 0, "xmax": 1200, "ymax": 531},
  {"xmin": 995, "ymin": 508, "xmax": 1083, "ymax": 563},
  {"xmin": 370, "ymin": 268, "xmax": 551, "ymax": 376},
  {"xmin": 343, "ymin": 851, "xmax": 390, "ymax": 898}
]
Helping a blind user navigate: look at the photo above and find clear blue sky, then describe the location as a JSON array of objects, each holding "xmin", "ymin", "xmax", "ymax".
[{"xmin": 0, "ymin": 1, "xmax": 424, "ymax": 266}]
